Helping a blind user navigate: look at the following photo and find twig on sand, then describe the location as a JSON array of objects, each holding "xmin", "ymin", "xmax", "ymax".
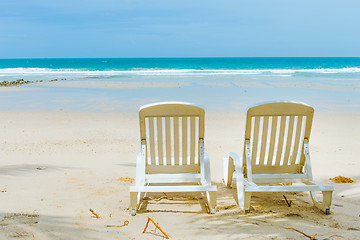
[
  {"xmin": 283, "ymin": 195, "xmax": 292, "ymax": 207},
  {"xmin": 150, "ymin": 192, "xmax": 173, "ymax": 201},
  {"xmin": 143, "ymin": 217, "xmax": 170, "ymax": 239},
  {"xmin": 89, "ymin": 209, "xmax": 101, "ymax": 219},
  {"xmin": 284, "ymin": 227, "xmax": 317, "ymax": 239},
  {"xmin": 106, "ymin": 220, "xmax": 129, "ymax": 227}
]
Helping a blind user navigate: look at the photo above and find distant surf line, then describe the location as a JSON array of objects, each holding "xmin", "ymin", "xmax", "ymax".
[{"xmin": 1, "ymin": 67, "xmax": 360, "ymax": 77}]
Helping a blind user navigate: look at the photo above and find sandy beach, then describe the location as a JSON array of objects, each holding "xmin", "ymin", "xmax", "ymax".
[{"xmin": 0, "ymin": 110, "xmax": 359, "ymax": 239}]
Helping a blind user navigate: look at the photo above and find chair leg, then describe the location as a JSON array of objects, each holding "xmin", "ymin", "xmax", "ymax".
[
  {"xmin": 310, "ymin": 191, "xmax": 333, "ymax": 214},
  {"xmin": 322, "ymin": 191, "xmax": 332, "ymax": 215},
  {"xmin": 223, "ymin": 157, "xmax": 235, "ymax": 187},
  {"xmin": 130, "ymin": 192, "xmax": 138, "ymax": 216},
  {"xmin": 207, "ymin": 191, "xmax": 217, "ymax": 214},
  {"xmin": 244, "ymin": 192, "xmax": 252, "ymax": 212},
  {"xmin": 236, "ymin": 182, "xmax": 245, "ymax": 208},
  {"xmin": 237, "ymin": 189, "xmax": 252, "ymax": 213}
]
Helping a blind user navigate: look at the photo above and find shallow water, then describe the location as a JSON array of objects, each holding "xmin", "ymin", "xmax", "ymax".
[{"xmin": 1, "ymin": 58, "xmax": 360, "ymax": 112}]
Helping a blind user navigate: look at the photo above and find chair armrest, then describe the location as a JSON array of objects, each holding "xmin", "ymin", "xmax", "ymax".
[
  {"xmin": 135, "ymin": 141, "xmax": 146, "ymax": 185},
  {"xmin": 233, "ymin": 153, "xmax": 245, "ymax": 181},
  {"xmin": 229, "ymin": 152, "xmax": 240, "ymax": 163},
  {"xmin": 223, "ymin": 152, "xmax": 241, "ymax": 187},
  {"xmin": 244, "ymin": 140, "xmax": 252, "ymax": 181},
  {"xmin": 303, "ymin": 139, "xmax": 314, "ymax": 181},
  {"xmin": 201, "ymin": 151, "xmax": 212, "ymax": 185}
]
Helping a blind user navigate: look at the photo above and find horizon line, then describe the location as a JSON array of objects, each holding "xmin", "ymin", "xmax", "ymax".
[{"xmin": 1, "ymin": 56, "xmax": 360, "ymax": 60}]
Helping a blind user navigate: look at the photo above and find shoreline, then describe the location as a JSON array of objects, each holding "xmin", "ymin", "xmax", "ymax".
[{"xmin": 1, "ymin": 77, "xmax": 360, "ymax": 113}]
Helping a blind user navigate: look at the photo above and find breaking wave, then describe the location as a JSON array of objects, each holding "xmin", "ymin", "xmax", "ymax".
[{"xmin": 1, "ymin": 67, "xmax": 360, "ymax": 77}]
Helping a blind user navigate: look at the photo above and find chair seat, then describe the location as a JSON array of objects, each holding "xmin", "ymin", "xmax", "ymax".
[
  {"xmin": 130, "ymin": 184, "xmax": 217, "ymax": 193},
  {"xmin": 144, "ymin": 173, "xmax": 201, "ymax": 183},
  {"xmin": 245, "ymin": 183, "xmax": 333, "ymax": 192}
]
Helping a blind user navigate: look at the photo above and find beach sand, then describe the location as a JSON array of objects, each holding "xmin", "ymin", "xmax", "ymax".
[{"xmin": 0, "ymin": 111, "xmax": 359, "ymax": 239}]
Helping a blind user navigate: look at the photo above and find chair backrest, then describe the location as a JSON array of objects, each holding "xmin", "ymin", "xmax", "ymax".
[
  {"xmin": 139, "ymin": 102, "xmax": 205, "ymax": 174},
  {"xmin": 244, "ymin": 102, "xmax": 314, "ymax": 174}
]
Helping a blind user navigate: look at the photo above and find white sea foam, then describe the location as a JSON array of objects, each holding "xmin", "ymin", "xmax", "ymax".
[{"xmin": 1, "ymin": 67, "xmax": 360, "ymax": 77}]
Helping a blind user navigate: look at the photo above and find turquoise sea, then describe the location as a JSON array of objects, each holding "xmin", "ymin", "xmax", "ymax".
[
  {"xmin": 1, "ymin": 57, "xmax": 360, "ymax": 112},
  {"xmin": 1, "ymin": 57, "xmax": 360, "ymax": 80}
]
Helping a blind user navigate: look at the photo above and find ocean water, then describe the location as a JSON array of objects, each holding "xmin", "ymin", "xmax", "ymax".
[
  {"xmin": 1, "ymin": 57, "xmax": 360, "ymax": 80},
  {"xmin": 1, "ymin": 58, "xmax": 360, "ymax": 112}
]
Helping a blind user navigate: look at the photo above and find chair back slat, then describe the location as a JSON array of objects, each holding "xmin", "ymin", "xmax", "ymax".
[
  {"xmin": 174, "ymin": 117, "xmax": 180, "ymax": 165},
  {"xmin": 290, "ymin": 116, "xmax": 303, "ymax": 165},
  {"xmin": 148, "ymin": 117, "xmax": 156, "ymax": 165},
  {"xmin": 190, "ymin": 117, "xmax": 196, "ymax": 164},
  {"xmin": 275, "ymin": 116, "xmax": 286, "ymax": 166},
  {"xmin": 283, "ymin": 116, "xmax": 295, "ymax": 165},
  {"xmin": 157, "ymin": 117, "xmax": 164, "ymax": 165},
  {"xmin": 259, "ymin": 116, "xmax": 269, "ymax": 166},
  {"xmin": 165, "ymin": 117, "xmax": 171, "ymax": 164},
  {"xmin": 245, "ymin": 102, "xmax": 314, "ymax": 174},
  {"xmin": 251, "ymin": 117, "xmax": 260, "ymax": 167},
  {"xmin": 182, "ymin": 117, "xmax": 188, "ymax": 165},
  {"xmin": 139, "ymin": 102, "xmax": 205, "ymax": 174},
  {"xmin": 267, "ymin": 116, "xmax": 278, "ymax": 165}
]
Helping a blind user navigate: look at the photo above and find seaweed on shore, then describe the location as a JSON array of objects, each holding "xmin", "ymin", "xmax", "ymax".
[
  {"xmin": 0, "ymin": 79, "xmax": 34, "ymax": 87},
  {"xmin": 0, "ymin": 78, "xmax": 66, "ymax": 87},
  {"xmin": 330, "ymin": 176, "xmax": 354, "ymax": 183}
]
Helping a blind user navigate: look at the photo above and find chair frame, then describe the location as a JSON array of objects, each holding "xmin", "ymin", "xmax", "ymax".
[
  {"xmin": 223, "ymin": 101, "xmax": 334, "ymax": 214},
  {"xmin": 130, "ymin": 102, "xmax": 217, "ymax": 215}
]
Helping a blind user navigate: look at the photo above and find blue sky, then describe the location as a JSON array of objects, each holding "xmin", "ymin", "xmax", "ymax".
[{"xmin": 1, "ymin": 0, "xmax": 360, "ymax": 58}]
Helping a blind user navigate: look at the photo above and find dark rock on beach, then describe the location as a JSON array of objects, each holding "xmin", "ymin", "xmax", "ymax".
[
  {"xmin": 0, "ymin": 79, "xmax": 33, "ymax": 87},
  {"xmin": 0, "ymin": 78, "xmax": 64, "ymax": 87}
]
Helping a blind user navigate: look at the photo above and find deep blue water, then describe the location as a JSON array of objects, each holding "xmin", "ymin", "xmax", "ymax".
[{"xmin": 1, "ymin": 57, "xmax": 360, "ymax": 71}]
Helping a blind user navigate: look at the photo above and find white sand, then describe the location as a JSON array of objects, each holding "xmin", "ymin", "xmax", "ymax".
[{"xmin": 0, "ymin": 111, "xmax": 359, "ymax": 239}]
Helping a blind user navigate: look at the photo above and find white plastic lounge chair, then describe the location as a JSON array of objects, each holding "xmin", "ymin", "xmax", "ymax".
[
  {"xmin": 223, "ymin": 101, "xmax": 334, "ymax": 214},
  {"xmin": 130, "ymin": 102, "xmax": 217, "ymax": 215}
]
